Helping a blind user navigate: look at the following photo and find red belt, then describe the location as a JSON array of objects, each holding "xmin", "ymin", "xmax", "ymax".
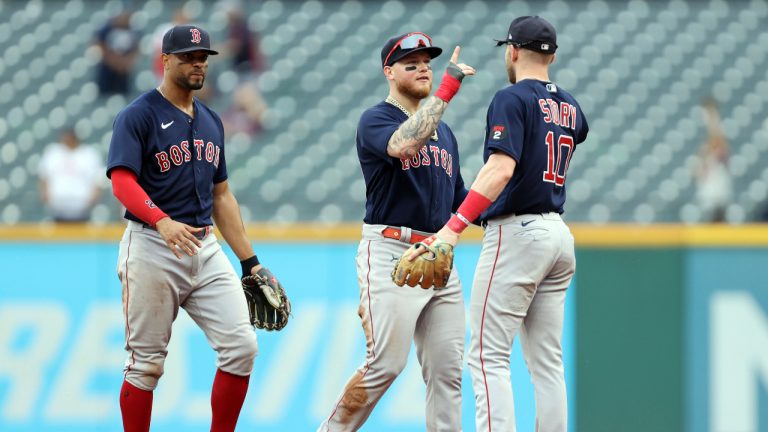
[{"xmin": 381, "ymin": 227, "xmax": 430, "ymax": 244}]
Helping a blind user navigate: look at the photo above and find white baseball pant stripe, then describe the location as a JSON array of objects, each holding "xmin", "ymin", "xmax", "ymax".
[
  {"xmin": 468, "ymin": 213, "xmax": 575, "ymax": 432},
  {"xmin": 319, "ymin": 224, "xmax": 465, "ymax": 432},
  {"xmin": 117, "ymin": 220, "xmax": 257, "ymax": 390}
]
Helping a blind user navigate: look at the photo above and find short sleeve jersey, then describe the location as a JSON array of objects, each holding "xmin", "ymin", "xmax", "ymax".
[
  {"xmin": 482, "ymin": 80, "xmax": 588, "ymax": 220},
  {"xmin": 357, "ymin": 101, "xmax": 468, "ymax": 233},
  {"xmin": 106, "ymin": 90, "xmax": 227, "ymax": 227}
]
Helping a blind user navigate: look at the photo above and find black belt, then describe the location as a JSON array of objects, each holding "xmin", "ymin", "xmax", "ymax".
[{"xmin": 143, "ymin": 223, "xmax": 211, "ymax": 240}]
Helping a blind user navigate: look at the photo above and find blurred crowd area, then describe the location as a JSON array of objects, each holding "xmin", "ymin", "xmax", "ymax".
[{"xmin": 0, "ymin": 0, "xmax": 767, "ymax": 225}]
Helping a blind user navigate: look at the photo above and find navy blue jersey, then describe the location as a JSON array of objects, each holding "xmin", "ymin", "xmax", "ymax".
[
  {"xmin": 482, "ymin": 80, "xmax": 588, "ymax": 220},
  {"xmin": 106, "ymin": 90, "xmax": 227, "ymax": 227},
  {"xmin": 357, "ymin": 101, "xmax": 468, "ymax": 233}
]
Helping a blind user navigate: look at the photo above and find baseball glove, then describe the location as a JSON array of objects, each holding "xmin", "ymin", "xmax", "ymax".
[
  {"xmin": 242, "ymin": 267, "xmax": 291, "ymax": 331},
  {"xmin": 391, "ymin": 236, "xmax": 454, "ymax": 289}
]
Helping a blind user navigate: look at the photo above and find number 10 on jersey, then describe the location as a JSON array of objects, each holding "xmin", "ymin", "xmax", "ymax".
[{"xmin": 543, "ymin": 131, "xmax": 574, "ymax": 187}]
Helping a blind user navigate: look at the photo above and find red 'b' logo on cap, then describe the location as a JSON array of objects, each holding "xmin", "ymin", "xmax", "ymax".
[{"xmin": 190, "ymin": 28, "xmax": 201, "ymax": 44}]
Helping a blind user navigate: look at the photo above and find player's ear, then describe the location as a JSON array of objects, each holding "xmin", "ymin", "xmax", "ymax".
[
  {"xmin": 383, "ymin": 65, "xmax": 395, "ymax": 81},
  {"xmin": 549, "ymin": 54, "xmax": 556, "ymax": 65},
  {"xmin": 508, "ymin": 45, "xmax": 518, "ymax": 63}
]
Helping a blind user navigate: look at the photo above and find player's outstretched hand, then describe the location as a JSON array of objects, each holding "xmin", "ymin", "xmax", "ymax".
[
  {"xmin": 155, "ymin": 217, "xmax": 203, "ymax": 259},
  {"xmin": 435, "ymin": 46, "xmax": 476, "ymax": 103},
  {"xmin": 448, "ymin": 46, "xmax": 476, "ymax": 80}
]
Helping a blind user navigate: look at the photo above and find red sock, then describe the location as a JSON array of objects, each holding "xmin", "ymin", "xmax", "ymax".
[
  {"xmin": 120, "ymin": 380, "xmax": 153, "ymax": 432},
  {"xmin": 211, "ymin": 369, "xmax": 250, "ymax": 432}
]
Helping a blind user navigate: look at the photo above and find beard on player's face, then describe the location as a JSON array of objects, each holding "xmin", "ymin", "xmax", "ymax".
[
  {"xmin": 185, "ymin": 75, "xmax": 205, "ymax": 90},
  {"xmin": 395, "ymin": 77, "xmax": 431, "ymax": 99},
  {"xmin": 506, "ymin": 47, "xmax": 517, "ymax": 84},
  {"xmin": 173, "ymin": 72, "xmax": 205, "ymax": 90},
  {"xmin": 507, "ymin": 63, "xmax": 517, "ymax": 84}
]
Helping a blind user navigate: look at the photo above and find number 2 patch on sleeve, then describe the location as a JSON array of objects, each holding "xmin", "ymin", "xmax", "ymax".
[{"xmin": 491, "ymin": 125, "xmax": 506, "ymax": 140}]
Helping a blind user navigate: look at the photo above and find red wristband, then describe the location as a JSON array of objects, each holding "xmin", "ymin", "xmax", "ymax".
[
  {"xmin": 447, "ymin": 214, "xmax": 469, "ymax": 234},
  {"xmin": 434, "ymin": 72, "xmax": 461, "ymax": 103},
  {"xmin": 455, "ymin": 190, "xmax": 493, "ymax": 225},
  {"xmin": 111, "ymin": 168, "xmax": 168, "ymax": 226}
]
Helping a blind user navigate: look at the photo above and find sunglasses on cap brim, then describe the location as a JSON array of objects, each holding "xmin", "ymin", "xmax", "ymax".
[
  {"xmin": 384, "ymin": 32, "xmax": 433, "ymax": 67},
  {"xmin": 497, "ymin": 39, "xmax": 534, "ymax": 47}
]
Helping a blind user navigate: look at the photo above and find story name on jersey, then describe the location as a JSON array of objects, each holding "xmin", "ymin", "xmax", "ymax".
[
  {"xmin": 154, "ymin": 139, "xmax": 220, "ymax": 173},
  {"xmin": 538, "ymin": 98, "xmax": 578, "ymax": 130},
  {"xmin": 399, "ymin": 144, "xmax": 453, "ymax": 177}
]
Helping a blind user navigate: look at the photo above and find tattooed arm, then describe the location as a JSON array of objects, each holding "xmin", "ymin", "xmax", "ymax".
[
  {"xmin": 386, "ymin": 96, "xmax": 448, "ymax": 159},
  {"xmin": 385, "ymin": 46, "xmax": 475, "ymax": 159}
]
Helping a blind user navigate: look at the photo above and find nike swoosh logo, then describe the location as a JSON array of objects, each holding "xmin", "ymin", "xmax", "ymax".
[
  {"xmin": 522, "ymin": 220, "xmax": 535, "ymax": 227},
  {"xmin": 161, "ymin": 121, "xmax": 174, "ymax": 129}
]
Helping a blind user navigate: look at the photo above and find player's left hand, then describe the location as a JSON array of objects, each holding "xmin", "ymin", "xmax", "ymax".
[
  {"xmin": 447, "ymin": 46, "xmax": 476, "ymax": 81},
  {"xmin": 242, "ymin": 266, "xmax": 291, "ymax": 331},
  {"xmin": 249, "ymin": 264, "xmax": 263, "ymax": 275}
]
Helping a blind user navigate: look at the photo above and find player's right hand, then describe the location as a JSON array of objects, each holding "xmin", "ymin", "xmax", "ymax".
[{"xmin": 155, "ymin": 217, "xmax": 203, "ymax": 259}]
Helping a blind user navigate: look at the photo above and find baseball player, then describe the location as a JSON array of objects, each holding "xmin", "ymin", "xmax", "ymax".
[
  {"xmin": 106, "ymin": 25, "xmax": 280, "ymax": 432},
  {"xmin": 405, "ymin": 16, "xmax": 589, "ymax": 431},
  {"xmin": 318, "ymin": 33, "xmax": 475, "ymax": 431}
]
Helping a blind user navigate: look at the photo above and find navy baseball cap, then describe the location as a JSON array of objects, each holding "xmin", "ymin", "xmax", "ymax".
[
  {"xmin": 162, "ymin": 25, "xmax": 219, "ymax": 55},
  {"xmin": 381, "ymin": 32, "xmax": 443, "ymax": 67},
  {"xmin": 495, "ymin": 16, "xmax": 557, "ymax": 54}
]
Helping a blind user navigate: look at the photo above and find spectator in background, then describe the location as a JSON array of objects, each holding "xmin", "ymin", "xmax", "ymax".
[
  {"xmin": 694, "ymin": 98, "xmax": 732, "ymax": 223},
  {"xmin": 38, "ymin": 129, "xmax": 104, "ymax": 222},
  {"xmin": 222, "ymin": 81, "xmax": 266, "ymax": 136},
  {"xmin": 219, "ymin": 0, "xmax": 267, "ymax": 76},
  {"xmin": 95, "ymin": 11, "xmax": 141, "ymax": 97},
  {"xmin": 217, "ymin": 0, "xmax": 269, "ymax": 136},
  {"xmin": 152, "ymin": 8, "xmax": 189, "ymax": 82}
]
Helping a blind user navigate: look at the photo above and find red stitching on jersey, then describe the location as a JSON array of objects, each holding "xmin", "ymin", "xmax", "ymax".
[
  {"xmin": 479, "ymin": 225, "xmax": 503, "ymax": 432},
  {"xmin": 123, "ymin": 231, "xmax": 135, "ymax": 378},
  {"xmin": 326, "ymin": 240, "xmax": 376, "ymax": 426}
]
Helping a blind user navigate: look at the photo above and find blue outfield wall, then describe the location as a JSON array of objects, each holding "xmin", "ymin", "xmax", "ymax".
[
  {"xmin": 686, "ymin": 249, "xmax": 768, "ymax": 432},
  {"xmin": 0, "ymin": 242, "xmax": 576, "ymax": 432}
]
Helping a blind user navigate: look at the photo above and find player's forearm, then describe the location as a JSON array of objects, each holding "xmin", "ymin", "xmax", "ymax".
[
  {"xmin": 111, "ymin": 168, "xmax": 168, "ymax": 226},
  {"xmin": 468, "ymin": 153, "xmax": 517, "ymax": 202},
  {"xmin": 212, "ymin": 191, "xmax": 254, "ymax": 261},
  {"xmin": 442, "ymin": 153, "xmax": 516, "ymax": 237},
  {"xmin": 387, "ymin": 96, "xmax": 448, "ymax": 159}
]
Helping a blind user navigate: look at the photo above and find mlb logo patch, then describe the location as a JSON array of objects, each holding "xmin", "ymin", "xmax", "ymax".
[{"xmin": 491, "ymin": 125, "xmax": 506, "ymax": 140}]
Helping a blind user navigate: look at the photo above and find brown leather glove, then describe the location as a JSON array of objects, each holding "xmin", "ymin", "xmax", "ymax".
[{"xmin": 391, "ymin": 236, "xmax": 454, "ymax": 289}]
